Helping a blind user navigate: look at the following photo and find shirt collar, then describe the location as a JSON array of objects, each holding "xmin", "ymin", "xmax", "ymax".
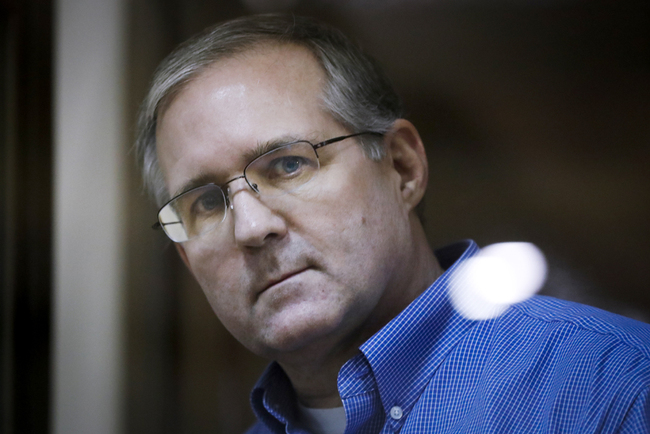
[{"xmin": 251, "ymin": 361, "xmax": 300, "ymax": 432}]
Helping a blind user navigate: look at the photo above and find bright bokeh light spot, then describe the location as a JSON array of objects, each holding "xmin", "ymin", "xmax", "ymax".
[{"xmin": 450, "ymin": 242, "xmax": 548, "ymax": 320}]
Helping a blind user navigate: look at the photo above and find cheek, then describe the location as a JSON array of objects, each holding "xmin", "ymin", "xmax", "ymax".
[
  {"xmin": 300, "ymin": 172, "xmax": 405, "ymax": 278},
  {"xmin": 184, "ymin": 243, "xmax": 251, "ymax": 321}
]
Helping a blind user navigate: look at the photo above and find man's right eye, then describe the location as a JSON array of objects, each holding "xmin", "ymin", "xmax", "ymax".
[{"xmin": 191, "ymin": 190, "xmax": 223, "ymax": 215}]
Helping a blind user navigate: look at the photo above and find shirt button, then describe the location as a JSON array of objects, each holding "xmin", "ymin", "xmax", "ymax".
[{"xmin": 390, "ymin": 406, "xmax": 403, "ymax": 420}]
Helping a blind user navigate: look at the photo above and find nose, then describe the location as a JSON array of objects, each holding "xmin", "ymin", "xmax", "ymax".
[{"xmin": 227, "ymin": 179, "xmax": 288, "ymax": 248}]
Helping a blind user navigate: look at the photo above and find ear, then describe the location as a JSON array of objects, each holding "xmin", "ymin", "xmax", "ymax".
[
  {"xmin": 385, "ymin": 119, "xmax": 429, "ymax": 212},
  {"xmin": 175, "ymin": 243, "xmax": 193, "ymax": 272}
]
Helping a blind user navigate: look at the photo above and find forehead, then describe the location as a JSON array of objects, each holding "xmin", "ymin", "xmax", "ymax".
[{"xmin": 156, "ymin": 44, "xmax": 338, "ymax": 196}]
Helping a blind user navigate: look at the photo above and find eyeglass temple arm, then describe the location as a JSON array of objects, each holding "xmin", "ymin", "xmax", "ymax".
[
  {"xmin": 312, "ymin": 131, "xmax": 383, "ymax": 150},
  {"xmin": 152, "ymin": 221, "xmax": 182, "ymax": 230}
]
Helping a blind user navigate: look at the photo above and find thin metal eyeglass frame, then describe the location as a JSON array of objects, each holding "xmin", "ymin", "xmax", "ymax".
[{"xmin": 152, "ymin": 131, "xmax": 383, "ymax": 236}]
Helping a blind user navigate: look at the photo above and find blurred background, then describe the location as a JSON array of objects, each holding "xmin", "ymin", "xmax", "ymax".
[{"xmin": 1, "ymin": 0, "xmax": 648, "ymax": 432}]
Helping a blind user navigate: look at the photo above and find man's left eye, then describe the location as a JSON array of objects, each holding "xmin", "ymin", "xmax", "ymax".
[
  {"xmin": 268, "ymin": 156, "xmax": 306, "ymax": 177},
  {"xmin": 279, "ymin": 157, "xmax": 302, "ymax": 174}
]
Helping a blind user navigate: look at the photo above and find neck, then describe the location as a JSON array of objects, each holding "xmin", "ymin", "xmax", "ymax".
[{"xmin": 283, "ymin": 360, "xmax": 346, "ymax": 408}]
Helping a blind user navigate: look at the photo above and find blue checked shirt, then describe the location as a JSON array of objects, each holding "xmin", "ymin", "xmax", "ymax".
[{"xmin": 246, "ymin": 240, "xmax": 650, "ymax": 433}]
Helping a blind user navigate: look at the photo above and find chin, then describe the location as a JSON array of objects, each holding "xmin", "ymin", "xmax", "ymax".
[{"xmin": 251, "ymin": 307, "xmax": 349, "ymax": 360}]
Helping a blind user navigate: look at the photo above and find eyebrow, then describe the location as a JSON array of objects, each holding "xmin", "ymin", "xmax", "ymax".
[
  {"xmin": 171, "ymin": 134, "xmax": 309, "ymax": 200},
  {"xmin": 241, "ymin": 134, "xmax": 305, "ymax": 163},
  {"xmin": 171, "ymin": 172, "xmax": 220, "ymax": 200}
]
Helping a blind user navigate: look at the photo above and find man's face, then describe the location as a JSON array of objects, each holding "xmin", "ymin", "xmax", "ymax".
[{"xmin": 156, "ymin": 44, "xmax": 413, "ymax": 363}]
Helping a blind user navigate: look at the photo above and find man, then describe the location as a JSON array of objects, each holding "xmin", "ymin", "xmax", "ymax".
[{"xmin": 136, "ymin": 14, "xmax": 650, "ymax": 433}]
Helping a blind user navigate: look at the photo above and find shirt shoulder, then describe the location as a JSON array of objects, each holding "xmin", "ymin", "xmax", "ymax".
[
  {"xmin": 405, "ymin": 296, "xmax": 650, "ymax": 432},
  {"xmin": 490, "ymin": 295, "xmax": 650, "ymax": 408},
  {"xmin": 512, "ymin": 295, "xmax": 650, "ymax": 358}
]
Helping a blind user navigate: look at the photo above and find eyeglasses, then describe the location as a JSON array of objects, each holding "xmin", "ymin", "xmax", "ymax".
[{"xmin": 153, "ymin": 131, "xmax": 383, "ymax": 242}]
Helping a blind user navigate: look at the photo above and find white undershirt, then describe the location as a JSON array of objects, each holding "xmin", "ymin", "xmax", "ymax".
[{"xmin": 297, "ymin": 403, "xmax": 346, "ymax": 434}]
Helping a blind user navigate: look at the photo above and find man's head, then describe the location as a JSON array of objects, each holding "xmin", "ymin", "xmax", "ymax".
[{"xmin": 137, "ymin": 14, "xmax": 439, "ymax": 368}]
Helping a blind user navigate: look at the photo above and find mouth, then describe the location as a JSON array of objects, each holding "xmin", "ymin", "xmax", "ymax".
[{"xmin": 260, "ymin": 267, "xmax": 312, "ymax": 295}]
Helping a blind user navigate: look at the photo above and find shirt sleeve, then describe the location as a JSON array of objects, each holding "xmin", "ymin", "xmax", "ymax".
[{"xmin": 617, "ymin": 387, "xmax": 650, "ymax": 434}]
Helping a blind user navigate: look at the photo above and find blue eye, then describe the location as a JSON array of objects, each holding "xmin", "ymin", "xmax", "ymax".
[
  {"xmin": 280, "ymin": 157, "xmax": 302, "ymax": 174},
  {"xmin": 263, "ymin": 156, "xmax": 308, "ymax": 179},
  {"xmin": 245, "ymin": 142, "xmax": 319, "ymax": 193}
]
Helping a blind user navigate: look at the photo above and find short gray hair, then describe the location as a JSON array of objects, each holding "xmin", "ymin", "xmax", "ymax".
[{"xmin": 136, "ymin": 14, "xmax": 404, "ymax": 206}]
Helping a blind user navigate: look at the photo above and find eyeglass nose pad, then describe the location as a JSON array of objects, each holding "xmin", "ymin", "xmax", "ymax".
[
  {"xmin": 225, "ymin": 187, "xmax": 234, "ymax": 210},
  {"xmin": 226, "ymin": 178, "xmax": 259, "ymax": 210}
]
